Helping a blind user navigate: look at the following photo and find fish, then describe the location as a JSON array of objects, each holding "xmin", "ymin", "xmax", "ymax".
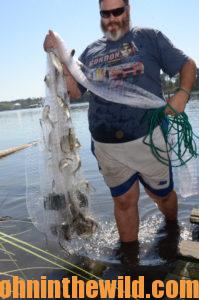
[
  {"xmin": 56, "ymin": 96, "xmax": 71, "ymax": 119},
  {"xmin": 58, "ymin": 157, "xmax": 73, "ymax": 172},
  {"xmin": 60, "ymin": 135, "xmax": 70, "ymax": 154},
  {"xmin": 49, "ymin": 52, "xmax": 63, "ymax": 75},
  {"xmin": 30, "ymin": 50, "xmax": 97, "ymax": 242},
  {"xmin": 39, "ymin": 105, "xmax": 55, "ymax": 151}
]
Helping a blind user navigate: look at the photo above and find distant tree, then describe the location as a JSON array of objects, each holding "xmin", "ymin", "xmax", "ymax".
[
  {"xmin": 192, "ymin": 68, "xmax": 199, "ymax": 91},
  {"xmin": 161, "ymin": 73, "xmax": 179, "ymax": 97},
  {"xmin": 0, "ymin": 98, "xmax": 43, "ymax": 111}
]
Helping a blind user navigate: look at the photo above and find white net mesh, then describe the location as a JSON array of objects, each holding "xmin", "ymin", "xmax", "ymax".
[
  {"xmin": 53, "ymin": 32, "xmax": 165, "ymax": 109},
  {"xmin": 26, "ymin": 52, "xmax": 97, "ymax": 241}
]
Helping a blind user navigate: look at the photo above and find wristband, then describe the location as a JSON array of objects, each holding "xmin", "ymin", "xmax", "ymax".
[{"xmin": 178, "ymin": 87, "xmax": 191, "ymax": 102}]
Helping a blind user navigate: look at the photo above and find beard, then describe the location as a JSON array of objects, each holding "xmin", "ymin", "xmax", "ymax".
[{"xmin": 101, "ymin": 13, "xmax": 130, "ymax": 41}]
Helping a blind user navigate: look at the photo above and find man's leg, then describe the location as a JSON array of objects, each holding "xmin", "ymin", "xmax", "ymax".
[
  {"xmin": 145, "ymin": 189, "xmax": 178, "ymax": 221},
  {"xmin": 113, "ymin": 181, "xmax": 140, "ymax": 242}
]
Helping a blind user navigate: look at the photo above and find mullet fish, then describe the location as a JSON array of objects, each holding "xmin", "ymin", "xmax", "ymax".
[{"xmin": 29, "ymin": 50, "xmax": 97, "ymax": 241}]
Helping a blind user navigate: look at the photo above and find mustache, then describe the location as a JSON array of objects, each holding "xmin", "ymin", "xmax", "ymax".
[
  {"xmin": 101, "ymin": 21, "xmax": 120, "ymax": 33},
  {"xmin": 107, "ymin": 21, "xmax": 121, "ymax": 26}
]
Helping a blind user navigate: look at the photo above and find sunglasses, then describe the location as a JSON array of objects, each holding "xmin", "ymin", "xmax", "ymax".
[{"xmin": 100, "ymin": 6, "xmax": 126, "ymax": 18}]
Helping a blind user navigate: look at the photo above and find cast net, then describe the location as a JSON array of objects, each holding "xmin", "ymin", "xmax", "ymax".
[{"xmin": 26, "ymin": 51, "xmax": 97, "ymax": 242}]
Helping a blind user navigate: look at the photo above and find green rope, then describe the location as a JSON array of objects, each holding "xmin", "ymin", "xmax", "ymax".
[{"xmin": 143, "ymin": 103, "xmax": 199, "ymax": 167}]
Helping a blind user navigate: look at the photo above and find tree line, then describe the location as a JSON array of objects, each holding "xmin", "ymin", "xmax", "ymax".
[
  {"xmin": 161, "ymin": 68, "xmax": 199, "ymax": 96},
  {"xmin": 0, "ymin": 98, "xmax": 43, "ymax": 111}
]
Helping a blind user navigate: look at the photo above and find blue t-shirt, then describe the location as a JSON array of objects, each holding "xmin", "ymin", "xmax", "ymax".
[{"xmin": 79, "ymin": 27, "xmax": 188, "ymax": 143}]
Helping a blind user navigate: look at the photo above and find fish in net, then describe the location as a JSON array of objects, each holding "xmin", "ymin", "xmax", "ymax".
[{"xmin": 26, "ymin": 51, "xmax": 98, "ymax": 242}]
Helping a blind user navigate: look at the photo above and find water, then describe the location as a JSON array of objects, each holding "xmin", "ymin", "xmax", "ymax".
[{"xmin": 0, "ymin": 102, "xmax": 199, "ymax": 284}]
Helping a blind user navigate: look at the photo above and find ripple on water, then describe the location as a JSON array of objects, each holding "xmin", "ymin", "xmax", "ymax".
[{"xmin": 60, "ymin": 213, "xmax": 193, "ymax": 266}]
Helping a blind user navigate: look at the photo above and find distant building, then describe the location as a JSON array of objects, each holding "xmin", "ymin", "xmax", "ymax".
[
  {"xmin": 14, "ymin": 103, "xmax": 21, "ymax": 107},
  {"xmin": 195, "ymin": 68, "xmax": 199, "ymax": 90}
]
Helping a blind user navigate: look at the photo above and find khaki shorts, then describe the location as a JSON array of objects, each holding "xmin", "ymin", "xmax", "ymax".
[{"xmin": 92, "ymin": 127, "xmax": 173, "ymax": 197}]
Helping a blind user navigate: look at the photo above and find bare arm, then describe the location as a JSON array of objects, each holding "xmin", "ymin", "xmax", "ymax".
[
  {"xmin": 62, "ymin": 64, "xmax": 82, "ymax": 99},
  {"xmin": 43, "ymin": 30, "xmax": 82, "ymax": 100},
  {"xmin": 166, "ymin": 58, "xmax": 197, "ymax": 114}
]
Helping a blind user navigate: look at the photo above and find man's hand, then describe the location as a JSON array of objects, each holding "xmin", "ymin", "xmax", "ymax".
[
  {"xmin": 43, "ymin": 30, "xmax": 59, "ymax": 52},
  {"xmin": 43, "ymin": 30, "xmax": 82, "ymax": 99},
  {"xmin": 165, "ymin": 90, "xmax": 189, "ymax": 115}
]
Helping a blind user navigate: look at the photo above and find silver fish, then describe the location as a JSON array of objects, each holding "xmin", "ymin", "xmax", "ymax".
[
  {"xmin": 27, "ymin": 45, "xmax": 98, "ymax": 242},
  {"xmin": 68, "ymin": 128, "xmax": 81, "ymax": 151},
  {"xmin": 39, "ymin": 105, "xmax": 55, "ymax": 151},
  {"xmin": 42, "ymin": 105, "xmax": 55, "ymax": 127},
  {"xmin": 67, "ymin": 189, "xmax": 98, "ymax": 236},
  {"xmin": 59, "ymin": 157, "xmax": 73, "ymax": 172},
  {"xmin": 56, "ymin": 96, "xmax": 70, "ymax": 119},
  {"xmin": 49, "ymin": 52, "xmax": 63, "ymax": 75},
  {"xmin": 60, "ymin": 135, "xmax": 70, "ymax": 154}
]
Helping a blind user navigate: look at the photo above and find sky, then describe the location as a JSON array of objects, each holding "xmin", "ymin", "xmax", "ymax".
[{"xmin": 0, "ymin": 0, "xmax": 198, "ymax": 102}]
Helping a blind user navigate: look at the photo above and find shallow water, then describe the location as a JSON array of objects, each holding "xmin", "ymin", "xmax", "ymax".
[{"xmin": 0, "ymin": 101, "xmax": 199, "ymax": 285}]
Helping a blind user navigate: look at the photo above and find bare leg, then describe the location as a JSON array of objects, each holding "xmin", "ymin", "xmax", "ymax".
[
  {"xmin": 145, "ymin": 189, "xmax": 178, "ymax": 221},
  {"xmin": 113, "ymin": 181, "xmax": 140, "ymax": 242}
]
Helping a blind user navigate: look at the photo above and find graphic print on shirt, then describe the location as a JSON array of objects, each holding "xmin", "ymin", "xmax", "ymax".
[{"xmin": 86, "ymin": 42, "xmax": 144, "ymax": 84}]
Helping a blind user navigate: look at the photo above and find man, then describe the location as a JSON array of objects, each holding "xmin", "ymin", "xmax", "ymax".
[{"xmin": 44, "ymin": 0, "xmax": 196, "ymax": 244}]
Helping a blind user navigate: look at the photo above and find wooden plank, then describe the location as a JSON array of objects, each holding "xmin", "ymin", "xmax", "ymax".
[
  {"xmin": 179, "ymin": 240, "xmax": 199, "ymax": 260},
  {"xmin": 190, "ymin": 208, "xmax": 199, "ymax": 224},
  {"xmin": 0, "ymin": 141, "xmax": 37, "ymax": 159}
]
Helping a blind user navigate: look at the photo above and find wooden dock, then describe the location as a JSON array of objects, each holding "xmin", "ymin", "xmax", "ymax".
[
  {"xmin": 178, "ymin": 207, "xmax": 199, "ymax": 260},
  {"xmin": 179, "ymin": 240, "xmax": 199, "ymax": 260},
  {"xmin": 162, "ymin": 208, "xmax": 199, "ymax": 299},
  {"xmin": 190, "ymin": 208, "xmax": 199, "ymax": 224}
]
